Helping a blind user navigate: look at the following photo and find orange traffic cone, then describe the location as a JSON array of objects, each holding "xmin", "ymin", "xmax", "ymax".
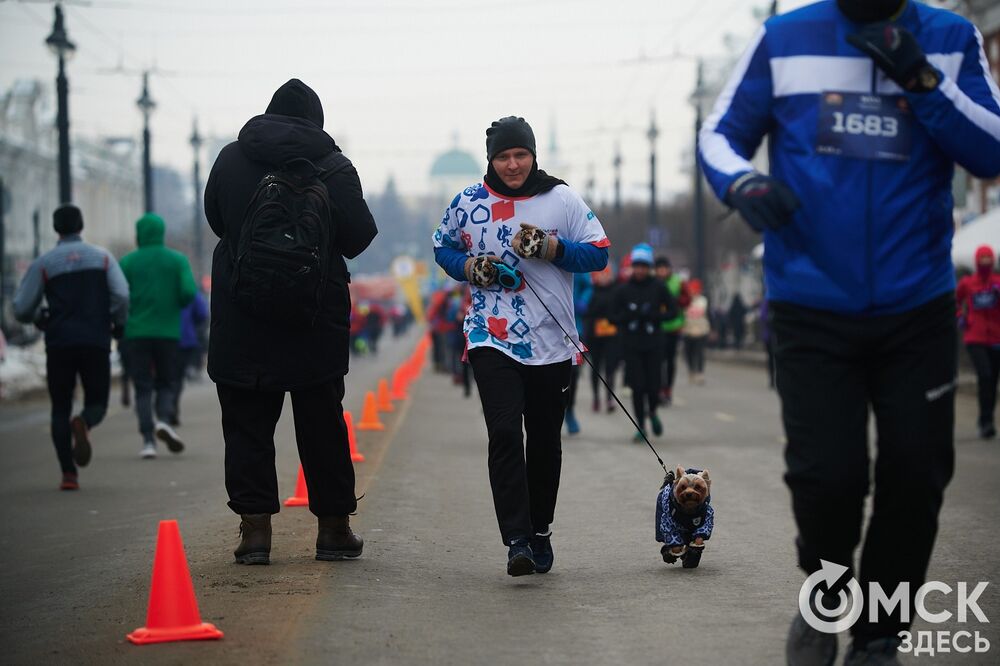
[
  {"xmin": 343, "ymin": 410, "xmax": 365, "ymax": 462},
  {"xmin": 390, "ymin": 366, "xmax": 409, "ymax": 400},
  {"xmin": 407, "ymin": 352, "xmax": 421, "ymax": 379},
  {"xmin": 127, "ymin": 520, "xmax": 224, "ymax": 645},
  {"xmin": 357, "ymin": 391, "xmax": 385, "ymax": 431},
  {"xmin": 284, "ymin": 465, "xmax": 309, "ymax": 507},
  {"xmin": 377, "ymin": 378, "xmax": 394, "ymax": 412}
]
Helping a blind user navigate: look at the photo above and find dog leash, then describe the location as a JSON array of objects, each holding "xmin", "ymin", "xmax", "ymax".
[{"xmin": 505, "ymin": 265, "xmax": 669, "ymax": 475}]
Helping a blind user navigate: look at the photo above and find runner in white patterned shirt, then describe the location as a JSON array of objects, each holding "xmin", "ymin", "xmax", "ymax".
[{"xmin": 433, "ymin": 116, "xmax": 610, "ymax": 577}]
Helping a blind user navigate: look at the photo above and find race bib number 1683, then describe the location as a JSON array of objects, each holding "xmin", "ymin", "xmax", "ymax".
[{"xmin": 816, "ymin": 92, "xmax": 913, "ymax": 161}]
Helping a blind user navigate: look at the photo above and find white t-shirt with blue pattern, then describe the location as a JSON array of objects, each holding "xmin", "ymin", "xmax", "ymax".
[{"xmin": 433, "ymin": 182, "xmax": 609, "ymax": 366}]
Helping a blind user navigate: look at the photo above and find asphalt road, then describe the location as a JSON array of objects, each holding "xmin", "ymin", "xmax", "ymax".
[{"xmin": 1, "ymin": 338, "xmax": 997, "ymax": 665}]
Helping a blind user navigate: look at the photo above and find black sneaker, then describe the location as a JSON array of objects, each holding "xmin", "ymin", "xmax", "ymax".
[
  {"xmin": 980, "ymin": 423, "xmax": 997, "ymax": 439},
  {"xmin": 71, "ymin": 416, "xmax": 92, "ymax": 467},
  {"xmin": 786, "ymin": 614, "xmax": 836, "ymax": 666},
  {"xmin": 530, "ymin": 532, "xmax": 554, "ymax": 574},
  {"xmin": 506, "ymin": 538, "xmax": 536, "ymax": 577}
]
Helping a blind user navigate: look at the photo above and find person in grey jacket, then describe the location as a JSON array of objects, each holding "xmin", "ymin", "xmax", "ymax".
[{"xmin": 13, "ymin": 204, "xmax": 129, "ymax": 490}]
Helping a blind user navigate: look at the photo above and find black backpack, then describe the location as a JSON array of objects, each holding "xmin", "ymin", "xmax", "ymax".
[{"xmin": 231, "ymin": 155, "xmax": 336, "ymax": 325}]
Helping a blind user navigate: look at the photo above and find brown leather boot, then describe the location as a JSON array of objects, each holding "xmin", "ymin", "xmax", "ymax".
[
  {"xmin": 316, "ymin": 515, "xmax": 363, "ymax": 561},
  {"xmin": 234, "ymin": 513, "xmax": 271, "ymax": 565}
]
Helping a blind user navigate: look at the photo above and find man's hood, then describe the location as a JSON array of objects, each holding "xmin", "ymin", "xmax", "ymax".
[
  {"xmin": 136, "ymin": 213, "xmax": 165, "ymax": 247},
  {"xmin": 239, "ymin": 79, "xmax": 340, "ymax": 166},
  {"xmin": 266, "ymin": 78, "xmax": 324, "ymax": 128}
]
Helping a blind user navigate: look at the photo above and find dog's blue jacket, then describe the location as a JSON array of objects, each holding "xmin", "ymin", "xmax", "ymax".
[{"xmin": 655, "ymin": 470, "xmax": 714, "ymax": 547}]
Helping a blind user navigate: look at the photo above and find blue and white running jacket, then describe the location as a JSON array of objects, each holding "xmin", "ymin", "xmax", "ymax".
[{"xmin": 699, "ymin": 0, "xmax": 1000, "ymax": 315}]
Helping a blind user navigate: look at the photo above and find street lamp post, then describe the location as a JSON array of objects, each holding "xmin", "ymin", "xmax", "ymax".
[
  {"xmin": 647, "ymin": 110, "xmax": 659, "ymax": 247},
  {"xmin": 691, "ymin": 59, "xmax": 708, "ymax": 281},
  {"xmin": 46, "ymin": 3, "xmax": 75, "ymax": 204},
  {"xmin": 189, "ymin": 118, "xmax": 203, "ymax": 279},
  {"xmin": 136, "ymin": 71, "xmax": 155, "ymax": 212}
]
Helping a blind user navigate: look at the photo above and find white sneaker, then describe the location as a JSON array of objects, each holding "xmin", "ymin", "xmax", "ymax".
[
  {"xmin": 140, "ymin": 442, "xmax": 157, "ymax": 459},
  {"xmin": 154, "ymin": 421, "xmax": 185, "ymax": 454}
]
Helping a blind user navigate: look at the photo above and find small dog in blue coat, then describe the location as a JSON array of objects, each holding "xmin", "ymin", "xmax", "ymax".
[{"xmin": 655, "ymin": 466, "xmax": 714, "ymax": 568}]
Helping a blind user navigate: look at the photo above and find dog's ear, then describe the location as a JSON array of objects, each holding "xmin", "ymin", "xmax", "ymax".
[
  {"xmin": 675, "ymin": 465, "xmax": 686, "ymax": 480},
  {"xmin": 699, "ymin": 469, "xmax": 711, "ymax": 490}
]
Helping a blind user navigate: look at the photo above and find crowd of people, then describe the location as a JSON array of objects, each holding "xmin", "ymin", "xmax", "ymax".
[{"xmin": 349, "ymin": 301, "xmax": 413, "ymax": 356}]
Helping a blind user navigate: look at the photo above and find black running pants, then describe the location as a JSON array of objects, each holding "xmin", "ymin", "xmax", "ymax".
[
  {"xmin": 469, "ymin": 347, "xmax": 571, "ymax": 545},
  {"xmin": 772, "ymin": 294, "xmax": 956, "ymax": 645},
  {"xmin": 46, "ymin": 346, "xmax": 110, "ymax": 474}
]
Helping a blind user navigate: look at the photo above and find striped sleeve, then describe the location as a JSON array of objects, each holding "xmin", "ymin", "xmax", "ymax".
[
  {"xmin": 907, "ymin": 24, "xmax": 1000, "ymax": 179},
  {"xmin": 698, "ymin": 26, "xmax": 773, "ymax": 200}
]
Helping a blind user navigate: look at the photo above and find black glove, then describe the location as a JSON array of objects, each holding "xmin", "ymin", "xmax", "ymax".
[
  {"xmin": 725, "ymin": 172, "xmax": 800, "ymax": 233},
  {"xmin": 846, "ymin": 23, "xmax": 938, "ymax": 92},
  {"xmin": 111, "ymin": 321, "xmax": 125, "ymax": 340},
  {"xmin": 34, "ymin": 307, "xmax": 50, "ymax": 331}
]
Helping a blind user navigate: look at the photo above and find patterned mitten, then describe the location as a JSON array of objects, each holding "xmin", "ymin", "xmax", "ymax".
[
  {"xmin": 464, "ymin": 256, "xmax": 498, "ymax": 287},
  {"xmin": 512, "ymin": 223, "xmax": 559, "ymax": 261}
]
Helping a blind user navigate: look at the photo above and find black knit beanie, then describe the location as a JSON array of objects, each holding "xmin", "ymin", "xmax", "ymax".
[
  {"xmin": 53, "ymin": 204, "xmax": 83, "ymax": 235},
  {"xmin": 486, "ymin": 116, "xmax": 536, "ymax": 162}
]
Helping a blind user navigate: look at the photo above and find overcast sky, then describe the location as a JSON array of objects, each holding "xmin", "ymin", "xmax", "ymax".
[{"xmin": 1, "ymin": 0, "xmax": 817, "ymax": 204}]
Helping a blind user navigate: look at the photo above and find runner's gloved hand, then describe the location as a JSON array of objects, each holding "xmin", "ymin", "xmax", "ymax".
[
  {"xmin": 34, "ymin": 307, "xmax": 50, "ymax": 331},
  {"xmin": 847, "ymin": 23, "xmax": 938, "ymax": 92},
  {"xmin": 464, "ymin": 255, "xmax": 498, "ymax": 287},
  {"xmin": 725, "ymin": 172, "xmax": 800, "ymax": 233},
  {"xmin": 512, "ymin": 223, "xmax": 559, "ymax": 261}
]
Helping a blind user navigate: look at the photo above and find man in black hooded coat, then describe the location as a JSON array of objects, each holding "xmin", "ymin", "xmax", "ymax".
[{"xmin": 204, "ymin": 79, "xmax": 377, "ymax": 564}]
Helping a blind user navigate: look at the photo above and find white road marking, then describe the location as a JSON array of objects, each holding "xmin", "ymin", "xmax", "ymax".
[{"xmin": 714, "ymin": 412, "xmax": 735, "ymax": 422}]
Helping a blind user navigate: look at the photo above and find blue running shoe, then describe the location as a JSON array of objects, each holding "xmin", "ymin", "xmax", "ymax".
[
  {"xmin": 565, "ymin": 409, "xmax": 580, "ymax": 435},
  {"xmin": 507, "ymin": 538, "xmax": 536, "ymax": 577},
  {"xmin": 530, "ymin": 532, "xmax": 554, "ymax": 573}
]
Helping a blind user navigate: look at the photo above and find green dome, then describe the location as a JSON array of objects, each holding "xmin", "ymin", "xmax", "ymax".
[{"xmin": 430, "ymin": 148, "xmax": 481, "ymax": 178}]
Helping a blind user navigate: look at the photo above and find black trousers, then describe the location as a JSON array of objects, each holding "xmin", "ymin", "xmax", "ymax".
[
  {"xmin": 624, "ymin": 343, "xmax": 662, "ymax": 430},
  {"xmin": 588, "ymin": 336, "xmax": 619, "ymax": 403},
  {"xmin": 566, "ymin": 362, "xmax": 582, "ymax": 412},
  {"xmin": 46, "ymin": 346, "xmax": 110, "ymax": 474},
  {"xmin": 966, "ymin": 344, "xmax": 1000, "ymax": 428},
  {"xmin": 684, "ymin": 335, "xmax": 706, "ymax": 374},
  {"xmin": 772, "ymin": 294, "xmax": 956, "ymax": 645},
  {"xmin": 128, "ymin": 338, "xmax": 179, "ymax": 440},
  {"xmin": 662, "ymin": 331, "xmax": 680, "ymax": 390},
  {"xmin": 469, "ymin": 347, "xmax": 571, "ymax": 544},
  {"xmin": 217, "ymin": 378, "xmax": 357, "ymax": 517}
]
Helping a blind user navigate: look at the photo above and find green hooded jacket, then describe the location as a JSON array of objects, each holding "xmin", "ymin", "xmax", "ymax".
[
  {"xmin": 119, "ymin": 213, "xmax": 197, "ymax": 340},
  {"xmin": 662, "ymin": 273, "xmax": 686, "ymax": 333}
]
